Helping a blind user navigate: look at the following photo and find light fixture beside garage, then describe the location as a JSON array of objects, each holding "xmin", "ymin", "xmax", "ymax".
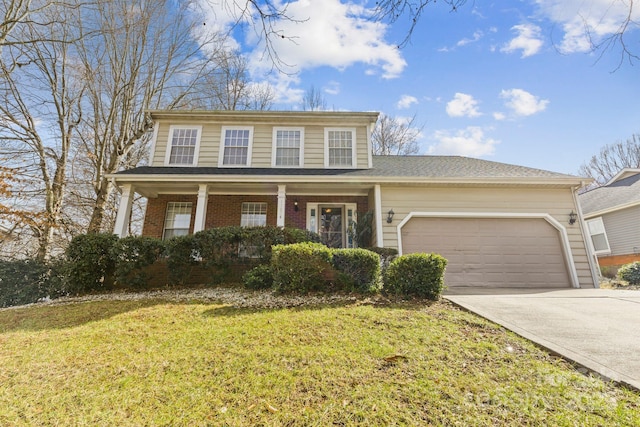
[
  {"xmin": 569, "ymin": 211, "xmax": 577, "ymax": 225},
  {"xmin": 386, "ymin": 209, "xmax": 395, "ymax": 223}
]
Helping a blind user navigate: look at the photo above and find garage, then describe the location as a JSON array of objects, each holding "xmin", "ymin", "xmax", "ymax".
[{"xmin": 400, "ymin": 216, "xmax": 571, "ymax": 288}]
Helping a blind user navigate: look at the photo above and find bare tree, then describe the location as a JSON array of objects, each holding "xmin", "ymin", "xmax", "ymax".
[
  {"xmin": 193, "ymin": 49, "xmax": 274, "ymax": 111},
  {"xmin": 578, "ymin": 133, "xmax": 640, "ymax": 186},
  {"xmin": 71, "ymin": 0, "xmax": 225, "ymax": 233},
  {"xmin": 0, "ymin": 3, "xmax": 84, "ymax": 260},
  {"xmin": 301, "ymin": 85, "xmax": 326, "ymax": 111},
  {"xmin": 583, "ymin": 0, "xmax": 640, "ymax": 68},
  {"xmin": 372, "ymin": 114, "xmax": 422, "ymax": 156}
]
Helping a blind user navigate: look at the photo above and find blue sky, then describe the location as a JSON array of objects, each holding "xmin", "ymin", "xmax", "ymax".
[{"xmin": 200, "ymin": 0, "xmax": 639, "ymax": 175}]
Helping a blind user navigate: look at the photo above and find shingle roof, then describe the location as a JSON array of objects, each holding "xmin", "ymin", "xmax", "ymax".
[
  {"xmin": 116, "ymin": 155, "xmax": 578, "ymax": 180},
  {"xmin": 580, "ymin": 172, "xmax": 640, "ymax": 215}
]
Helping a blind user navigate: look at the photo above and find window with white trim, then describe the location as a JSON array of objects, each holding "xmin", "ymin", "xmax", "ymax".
[
  {"xmin": 165, "ymin": 126, "xmax": 201, "ymax": 166},
  {"xmin": 220, "ymin": 127, "xmax": 253, "ymax": 166},
  {"xmin": 325, "ymin": 128, "xmax": 356, "ymax": 167},
  {"xmin": 586, "ymin": 217, "xmax": 611, "ymax": 254},
  {"xmin": 239, "ymin": 202, "xmax": 267, "ymax": 257},
  {"xmin": 241, "ymin": 202, "xmax": 267, "ymax": 227},
  {"xmin": 273, "ymin": 127, "xmax": 303, "ymax": 167},
  {"xmin": 163, "ymin": 202, "xmax": 192, "ymax": 240}
]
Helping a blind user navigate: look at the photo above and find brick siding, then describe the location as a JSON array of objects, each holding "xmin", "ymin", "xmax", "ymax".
[{"xmin": 143, "ymin": 193, "xmax": 369, "ymax": 238}]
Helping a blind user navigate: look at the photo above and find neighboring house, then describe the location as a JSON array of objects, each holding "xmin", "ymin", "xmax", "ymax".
[
  {"xmin": 110, "ymin": 110, "xmax": 598, "ymax": 289},
  {"xmin": 579, "ymin": 168, "xmax": 640, "ymax": 267}
]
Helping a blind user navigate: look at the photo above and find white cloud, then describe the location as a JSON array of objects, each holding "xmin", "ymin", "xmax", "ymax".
[
  {"xmin": 501, "ymin": 24, "xmax": 543, "ymax": 58},
  {"xmin": 238, "ymin": 0, "xmax": 407, "ymax": 78},
  {"xmin": 534, "ymin": 0, "xmax": 640, "ymax": 54},
  {"xmin": 428, "ymin": 127, "xmax": 499, "ymax": 157},
  {"xmin": 500, "ymin": 89, "xmax": 549, "ymax": 116},
  {"xmin": 446, "ymin": 93, "xmax": 482, "ymax": 118},
  {"xmin": 397, "ymin": 95, "xmax": 418, "ymax": 109},
  {"xmin": 324, "ymin": 81, "xmax": 340, "ymax": 95},
  {"xmin": 457, "ymin": 30, "xmax": 483, "ymax": 47},
  {"xmin": 493, "ymin": 112, "xmax": 506, "ymax": 121}
]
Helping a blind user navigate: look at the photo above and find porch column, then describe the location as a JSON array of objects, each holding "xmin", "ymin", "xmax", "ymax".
[
  {"xmin": 277, "ymin": 184, "xmax": 286, "ymax": 227},
  {"xmin": 374, "ymin": 184, "xmax": 384, "ymax": 247},
  {"xmin": 113, "ymin": 184, "xmax": 134, "ymax": 238},
  {"xmin": 193, "ymin": 184, "xmax": 209, "ymax": 233}
]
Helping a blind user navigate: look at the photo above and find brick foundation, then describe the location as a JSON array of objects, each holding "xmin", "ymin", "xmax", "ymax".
[{"xmin": 597, "ymin": 253, "xmax": 640, "ymax": 267}]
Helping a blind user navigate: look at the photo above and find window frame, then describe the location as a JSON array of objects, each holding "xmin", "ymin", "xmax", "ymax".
[
  {"xmin": 219, "ymin": 126, "xmax": 254, "ymax": 167},
  {"xmin": 240, "ymin": 202, "xmax": 268, "ymax": 228},
  {"xmin": 163, "ymin": 125, "xmax": 202, "ymax": 166},
  {"xmin": 271, "ymin": 127, "xmax": 304, "ymax": 167},
  {"xmin": 162, "ymin": 202, "xmax": 193, "ymax": 240},
  {"xmin": 324, "ymin": 127, "xmax": 357, "ymax": 168},
  {"xmin": 586, "ymin": 217, "xmax": 611, "ymax": 255}
]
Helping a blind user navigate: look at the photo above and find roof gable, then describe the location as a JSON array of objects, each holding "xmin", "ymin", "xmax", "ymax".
[{"xmin": 580, "ymin": 171, "xmax": 640, "ymax": 215}]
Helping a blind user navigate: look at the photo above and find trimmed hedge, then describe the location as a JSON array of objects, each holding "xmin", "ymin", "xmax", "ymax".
[
  {"xmin": 617, "ymin": 261, "xmax": 640, "ymax": 285},
  {"xmin": 332, "ymin": 248, "xmax": 381, "ymax": 293},
  {"xmin": 112, "ymin": 236, "xmax": 166, "ymax": 288},
  {"xmin": 383, "ymin": 253, "xmax": 447, "ymax": 300},
  {"xmin": 271, "ymin": 242, "xmax": 333, "ymax": 293},
  {"xmin": 242, "ymin": 264, "xmax": 274, "ymax": 290},
  {"xmin": 0, "ymin": 259, "xmax": 66, "ymax": 307},
  {"xmin": 65, "ymin": 233, "xmax": 119, "ymax": 294}
]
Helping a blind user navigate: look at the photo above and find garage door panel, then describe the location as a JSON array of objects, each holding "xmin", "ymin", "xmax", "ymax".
[{"xmin": 401, "ymin": 217, "xmax": 570, "ymax": 288}]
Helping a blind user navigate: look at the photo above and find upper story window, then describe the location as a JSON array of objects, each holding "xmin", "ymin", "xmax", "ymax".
[
  {"xmin": 586, "ymin": 217, "xmax": 611, "ymax": 254},
  {"xmin": 164, "ymin": 126, "xmax": 201, "ymax": 166},
  {"xmin": 220, "ymin": 126, "xmax": 253, "ymax": 167},
  {"xmin": 272, "ymin": 127, "xmax": 303, "ymax": 167},
  {"xmin": 325, "ymin": 128, "xmax": 356, "ymax": 168}
]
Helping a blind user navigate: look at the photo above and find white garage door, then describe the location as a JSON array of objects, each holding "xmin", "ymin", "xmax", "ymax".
[{"xmin": 401, "ymin": 217, "xmax": 570, "ymax": 288}]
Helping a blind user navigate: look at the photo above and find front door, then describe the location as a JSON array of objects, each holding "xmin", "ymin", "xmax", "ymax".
[
  {"xmin": 307, "ymin": 202, "xmax": 357, "ymax": 248},
  {"xmin": 320, "ymin": 206, "xmax": 343, "ymax": 248}
]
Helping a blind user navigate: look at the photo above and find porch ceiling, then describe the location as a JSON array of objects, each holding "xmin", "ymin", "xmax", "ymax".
[{"xmin": 130, "ymin": 181, "xmax": 372, "ymax": 198}]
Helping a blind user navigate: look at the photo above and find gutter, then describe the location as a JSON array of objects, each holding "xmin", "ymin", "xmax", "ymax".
[{"xmin": 106, "ymin": 173, "xmax": 587, "ymax": 188}]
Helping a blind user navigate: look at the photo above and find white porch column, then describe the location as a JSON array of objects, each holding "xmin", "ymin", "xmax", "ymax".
[
  {"xmin": 277, "ymin": 184, "xmax": 286, "ymax": 227},
  {"xmin": 374, "ymin": 184, "xmax": 384, "ymax": 247},
  {"xmin": 194, "ymin": 184, "xmax": 209, "ymax": 233},
  {"xmin": 114, "ymin": 184, "xmax": 134, "ymax": 238}
]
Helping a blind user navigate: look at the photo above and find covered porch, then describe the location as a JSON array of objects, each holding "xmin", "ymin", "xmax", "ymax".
[{"xmin": 113, "ymin": 180, "xmax": 388, "ymax": 249}]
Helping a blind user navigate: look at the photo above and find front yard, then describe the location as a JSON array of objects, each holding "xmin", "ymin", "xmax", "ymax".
[{"xmin": 0, "ymin": 288, "xmax": 638, "ymax": 426}]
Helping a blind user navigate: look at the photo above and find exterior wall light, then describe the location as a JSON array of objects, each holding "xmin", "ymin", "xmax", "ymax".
[
  {"xmin": 386, "ymin": 209, "xmax": 395, "ymax": 223},
  {"xmin": 294, "ymin": 200, "xmax": 299, "ymax": 212},
  {"xmin": 569, "ymin": 211, "xmax": 577, "ymax": 225}
]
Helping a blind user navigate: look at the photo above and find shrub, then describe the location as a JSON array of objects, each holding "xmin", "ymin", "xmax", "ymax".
[
  {"xmin": 0, "ymin": 259, "xmax": 49, "ymax": 307},
  {"xmin": 0, "ymin": 257, "xmax": 67, "ymax": 307},
  {"xmin": 242, "ymin": 264, "xmax": 274, "ymax": 290},
  {"xmin": 65, "ymin": 233, "xmax": 118, "ymax": 294},
  {"xmin": 271, "ymin": 242, "xmax": 333, "ymax": 293},
  {"xmin": 165, "ymin": 234, "xmax": 200, "ymax": 286},
  {"xmin": 383, "ymin": 253, "xmax": 447, "ymax": 300},
  {"xmin": 332, "ymin": 248, "xmax": 381, "ymax": 293},
  {"xmin": 112, "ymin": 236, "xmax": 166, "ymax": 288},
  {"xmin": 369, "ymin": 247, "xmax": 399, "ymax": 271},
  {"xmin": 617, "ymin": 261, "xmax": 640, "ymax": 285}
]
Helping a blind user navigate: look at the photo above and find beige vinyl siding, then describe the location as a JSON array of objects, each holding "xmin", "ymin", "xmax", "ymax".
[
  {"xmin": 151, "ymin": 121, "xmax": 371, "ymax": 168},
  {"xmin": 379, "ymin": 185, "xmax": 594, "ymax": 288},
  {"xmin": 602, "ymin": 205, "xmax": 640, "ymax": 256},
  {"xmin": 301, "ymin": 126, "xmax": 325, "ymax": 168}
]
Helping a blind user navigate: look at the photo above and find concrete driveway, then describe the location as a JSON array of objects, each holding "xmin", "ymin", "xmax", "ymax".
[{"xmin": 444, "ymin": 288, "xmax": 640, "ymax": 390}]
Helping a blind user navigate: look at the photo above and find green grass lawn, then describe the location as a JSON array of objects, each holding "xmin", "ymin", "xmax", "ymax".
[{"xmin": 0, "ymin": 294, "xmax": 638, "ymax": 426}]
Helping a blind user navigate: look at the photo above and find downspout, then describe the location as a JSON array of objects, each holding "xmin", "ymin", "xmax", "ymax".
[{"xmin": 573, "ymin": 183, "xmax": 601, "ymax": 288}]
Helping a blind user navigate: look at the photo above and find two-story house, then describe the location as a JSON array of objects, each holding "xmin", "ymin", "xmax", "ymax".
[{"xmin": 110, "ymin": 110, "xmax": 598, "ymax": 289}]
